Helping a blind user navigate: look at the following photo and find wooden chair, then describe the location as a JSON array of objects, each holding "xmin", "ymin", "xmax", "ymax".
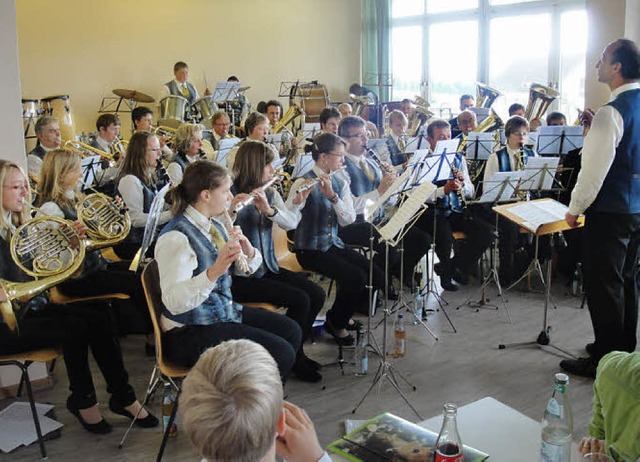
[
  {"xmin": 0, "ymin": 347, "xmax": 61, "ymax": 459},
  {"xmin": 117, "ymin": 260, "xmax": 189, "ymax": 461}
]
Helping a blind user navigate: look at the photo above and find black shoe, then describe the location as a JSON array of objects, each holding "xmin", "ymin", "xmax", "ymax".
[
  {"xmin": 144, "ymin": 342, "xmax": 156, "ymax": 357},
  {"xmin": 108, "ymin": 396, "xmax": 159, "ymax": 429},
  {"xmin": 585, "ymin": 342, "xmax": 595, "ymax": 356},
  {"xmin": 293, "ymin": 361, "xmax": 323, "ymax": 383},
  {"xmin": 323, "ymin": 319, "xmax": 355, "ymax": 346},
  {"xmin": 305, "ymin": 356, "xmax": 322, "ymax": 371},
  {"xmin": 67, "ymin": 399, "xmax": 112, "ymax": 435},
  {"xmin": 434, "ymin": 263, "xmax": 443, "ymax": 276},
  {"xmin": 559, "ymin": 357, "xmax": 596, "ymax": 378},
  {"xmin": 452, "ymin": 268, "xmax": 469, "ymax": 285},
  {"xmin": 346, "ymin": 319, "xmax": 364, "ymax": 331},
  {"xmin": 440, "ymin": 278, "xmax": 459, "ymax": 292}
]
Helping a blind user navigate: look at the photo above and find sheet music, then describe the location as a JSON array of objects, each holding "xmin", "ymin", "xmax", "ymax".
[
  {"xmin": 212, "ymin": 81, "xmax": 240, "ymax": 102},
  {"xmin": 216, "ymin": 138, "xmax": 241, "ymax": 167},
  {"xmin": 303, "ymin": 123, "xmax": 321, "ymax": 139},
  {"xmin": 508, "ymin": 200, "xmax": 569, "ymax": 232},
  {"xmin": 404, "ymin": 136, "xmax": 424, "ymax": 153},
  {"xmin": 478, "ymin": 171, "xmax": 523, "ymax": 203},
  {"xmin": 291, "ymin": 154, "xmax": 314, "ymax": 178},
  {"xmin": 377, "ymin": 182, "xmax": 434, "ymax": 244},
  {"xmin": 526, "ymin": 131, "xmax": 539, "ymax": 148},
  {"xmin": 81, "ymin": 155, "xmax": 102, "ymax": 190},
  {"xmin": 265, "ymin": 134, "xmax": 283, "ymax": 152},
  {"xmin": 465, "ymin": 133, "xmax": 498, "ymax": 160},
  {"xmin": 0, "ymin": 402, "xmax": 63, "ymax": 453},
  {"xmin": 434, "ymin": 139, "xmax": 460, "ymax": 155},
  {"xmin": 519, "ymin": 156, "xmax": 560, "ymax": 191},
  {"xmin": 365, "ymin": 168, "xmax": 414, "ymax": 222},
  {"xmin": 470, "ymin": 107, "xmax": 491, "ymax": 124},
  {"xmin": 366, "ymin": 138, "xmax": 387, "ymax": 155},
  {"xmin": 536, "ymin": 125, "xmax": 584, "ymax": 154},
  {"xmin": 272, "ymin": 158, "xmax": 285, "ymax": 170}
]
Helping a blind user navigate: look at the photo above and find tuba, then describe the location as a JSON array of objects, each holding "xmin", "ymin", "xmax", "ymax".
[
  {"xmin": 0, "ymin": 216, "xmax": 86, "ymax": 331},
  {"xmin": 408, "ymin": 96, "xmax": 434, "ymax": 137},
  {"xmin": 524, "ymin": 83, "xmax": 560, "ymax": 121},
  {"xmin": 273, "ymin": 104, "xmax": 304, "ymax": 135},
  {"xmin": 476, "ymin": 82, "xmax": 503, "ymax": 108}
]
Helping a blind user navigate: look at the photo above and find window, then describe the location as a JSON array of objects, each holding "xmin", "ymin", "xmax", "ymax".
[{"xmin": 390, "ymin": 0, "xmax": 586, "ymax": 122}]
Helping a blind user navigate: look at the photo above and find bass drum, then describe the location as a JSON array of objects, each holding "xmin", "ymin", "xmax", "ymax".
[
  {"xmin": 158, "ymin": 95, "xmax": 189, "ymax": 129},
  {"xmin": 191, "ymin": 96, "xmax": 219, "ymax": 128},
  {"xmin": 41, "ymin": 95, "xmax": 76, "ymax": 141},
  {"xmin": 289, "ymin": 83, "xmax": 329, "ymax": 123},
  {"xmin": 22, "ymin": 98, "xmax": 41, "ymax": 152}
]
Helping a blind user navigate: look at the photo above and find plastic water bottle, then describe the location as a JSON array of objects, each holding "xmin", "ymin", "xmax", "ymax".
[
  {"xmin": 393, "ymin": 314, "xmax": 406, "ymax": 358},
  {"xmin": 162, "ymin": 382, "xmax": 178, "ymax": 436},
  {"xmin": 354, "ymin": 327, "xmax": 368, "ymax": 376},
  {"xmin": 435, "ymin": 403, "xmax": 464, "ymax": 462},
  {"xmin": 571, "ymin": 263, "xmax": 583, "ymax": 296},
  {"xmin": 540, "ymin": 373, "xmax": 573, "ymax": 462}
]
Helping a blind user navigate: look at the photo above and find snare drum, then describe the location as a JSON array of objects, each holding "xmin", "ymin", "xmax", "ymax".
[
  {"xmin": 158, "ymin": 95, "xmax": 189, "ymax": 128},
  {"xmin": 290, "ymin": 83, "xmax": 330, "ymax": 123},
  {"xmin": 41, "ymin": 95, "xmax": 77, "ymax": 141},
  {"xmin": 191, "ymin": 96, "xmax": 219, "ymax": 128}
]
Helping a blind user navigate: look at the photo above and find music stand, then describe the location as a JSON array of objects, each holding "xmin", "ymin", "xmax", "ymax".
[
  {"xmin": 494, "ymin": 199, "xmax": 584, "ymax": 358},
  {"xmin": 265, "ymin": 133, "xmax": 283, "ymax": 153},
  {"xmin": 291, "ymin": 154, "xmax": 315, "ymax": 178},
  {"xmin": 215, "ymin": 138, "xmax": 241, "ymax": 167},
  {"xmin": 536, "ymin": 126, "xmax": 584, "ymax": 157},
  {"xmin": 81, "ymin": 155, "xmax": 102, "ymax": 191}
]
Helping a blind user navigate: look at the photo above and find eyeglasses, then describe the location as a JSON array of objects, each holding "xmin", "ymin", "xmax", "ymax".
[
  {"xmin": 3, "ymin": 184, "xmax": 28, "ymax": 191},
  {"xmin": 326, "ymin": 153, "xmax": 345, "ymax": 158},
  {"xmin": 346, "ymin": 133, "xmax": 368, "ymax": 140},
  {"xmin": 512, "ymin": 131, "xmax": 528, "ymax": 137}
]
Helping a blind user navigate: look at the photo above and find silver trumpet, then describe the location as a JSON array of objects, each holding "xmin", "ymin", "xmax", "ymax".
[
  {"xmin": 295, "ymin": 167, "xmax": 347, "ymax": 194},
  {"xmin": 218, "ymin": 210, "xmax": 251, "ymax": 276}
]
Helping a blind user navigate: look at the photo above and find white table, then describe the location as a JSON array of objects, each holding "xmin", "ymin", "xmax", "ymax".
[{"xmin": 420, "ymin": 397, "xmax": 581, "ymax": 461}]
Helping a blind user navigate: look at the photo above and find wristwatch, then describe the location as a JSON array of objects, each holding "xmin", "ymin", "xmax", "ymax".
[{"xmin": 266, "ymin": 208, "xmax": 278, "ymax": 218}]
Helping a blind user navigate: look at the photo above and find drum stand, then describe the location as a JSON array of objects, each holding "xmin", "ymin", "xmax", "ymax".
[
  {"xmin": 352, "ymin": 244, "xmax": 421, "ymax": 420},
  {"xmin": 498, "ymin": 234, "xmax": 576, "ymax": 359}
]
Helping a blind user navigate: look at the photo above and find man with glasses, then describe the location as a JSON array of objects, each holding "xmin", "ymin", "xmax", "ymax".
[
  {"xmin": 209, "ymin": 111, "xmax": 235, "ymax": 151},
  {"xmin": 27, "ymin": 115, "xmax": 62, "ymax": 180}
]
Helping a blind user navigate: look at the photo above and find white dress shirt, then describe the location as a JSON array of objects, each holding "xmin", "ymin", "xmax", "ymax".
[
  {"xmin": 427, "ymin": 150, "xmax": 474, "ymax": 202},
  {"xmin": 155, "ymin": 205, "xmax": 262, "ymax": 331},
  {"xmin": 344, "ymin": 152, "xmax": 381, "ymax": 215},
  {"xmin": 285, "ymin": 165, "xmax": 356, "ymax": 227},
  {"xmin": 482, "ymin": 144, "xmax": 538, "ymax": 186},
  {"xmin": 166, "ymin": 154, "xmax": 198, "ymax": 185},
  {"xmin": 117, "ymin": 174, "xmax": 172, "ymax": 228},
  {"xmin": 267, "ymin": 190, "xmax": 300, "ymax": 231},
  {"xmin": 568, "ymin": 82, "xmax": 640, "ymax": 216},
  {"xmin": 160, "ymin": 79, "xmax": 199, "ymax": 100}
]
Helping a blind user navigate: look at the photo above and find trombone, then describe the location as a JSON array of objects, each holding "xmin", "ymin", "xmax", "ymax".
[{"xmin": 63, "ymin": 140, "xmax": 114, "ymax": 161}]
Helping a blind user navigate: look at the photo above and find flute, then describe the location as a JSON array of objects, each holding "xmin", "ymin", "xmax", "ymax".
[
  {"xmin": 295, "ymin": 167, "xmax": 347, "ymax": 194},
  {"xmin": 218, "ymin": 210, "xmax": 251, "ymax": 276},
  {"xmin": 231, "ymin": 174, "xmax": 283, "ymax": 215}
]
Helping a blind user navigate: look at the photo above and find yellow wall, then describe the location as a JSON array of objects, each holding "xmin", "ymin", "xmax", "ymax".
[{"xmin": 16, "ymin": 0, "xmax": 362, "ymax": 135}]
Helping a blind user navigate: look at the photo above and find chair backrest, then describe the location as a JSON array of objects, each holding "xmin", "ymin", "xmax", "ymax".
[
  {"xmin": 272, "ymin": 224, "xmax": 292, "ymax": 262},
  {"xmin": 141, "ymin": 260, "xmax": 168, "ymax": 369}
]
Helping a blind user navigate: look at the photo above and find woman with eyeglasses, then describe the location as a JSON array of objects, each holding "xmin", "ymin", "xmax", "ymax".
[
  {"xmin": 114, "ymin": 131, "xmax": 172, "ymax": 260},
  {"xmin": 226, "ymin": 112, "xmax": 278, "ymax": 170},
  {"xmin": 483, "ymin": 115, "xmax": 538, "ymax": 286},
  {"xmin": 0, "ymin": 159, "xmax": 158, "ymax": 435},
  {"xmin": 285, "ymin": 133, "xmax": 368, "ymax": 347}
]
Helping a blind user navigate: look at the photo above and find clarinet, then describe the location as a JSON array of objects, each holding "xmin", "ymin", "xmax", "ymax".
[
  {"xmin": 155, "ymin": 158, "xmax": 170, "ymax": 186},
  {"xmin": 450, "ymin": 165, "xmax": 467, "ymax": 213},
  {"xmin": 218, "ymin": 210, "xmax": 251, "ymax": 276},
  {"xmin": 367, "ymin": 148, "xmax": 396, "ymax": 175}
]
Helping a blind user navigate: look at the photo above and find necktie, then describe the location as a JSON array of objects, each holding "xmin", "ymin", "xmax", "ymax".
[
  {"xmin": 360, "ymin": 158, "xmax": 375, "ymax": 181},
  {"xmin": 514, "ymin": 151, "xmax": 524, "ymax": 171},
  {"xmin": 398, "ymin": 136, "xmax": 406, "ymax": 153},
  {"xmin": 181, "ymin": 84, "xmax": 190, "ymax": 99},
  {"xmin": 209, "ymin": 224, "xmax": 226, "ymax": 251}
]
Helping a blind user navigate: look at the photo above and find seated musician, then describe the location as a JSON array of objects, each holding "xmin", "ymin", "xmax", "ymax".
[
  {"xmin": 483, "ymin": 115, "xmax": 538, "ymax": 285},
  {"xmin": 0, "ymin": 159, "xmax": 157, "ymax": 434},
  {"xmin": 285, "ymin": 133, "xmax": 368, "ymax": 346},
  {"xmin": 546, "ymin": 111, "xmax": 567, "ymax": 126},
  {"xmin": 338, "ymin": 116, "xmax": 430, "ymax": 292},
  {"xmin": 508, "ymin": 103, "xmax": 526, "ymax": 117},
  {"xmin": 114, "ymin": 131, "xmax": 172, "ymax": 260},
  {"xmin": 161, "ymin": 61, "xmax": 209, "ymax": 104},
  {"xmin": 349, "ymin": 83, "xmax": 378, "ymax": 105},
  {"xmin": 91, "ymin": 114, "xmax": 121, "ymax": 154},
  {"xmin": 36, "ymin": 149, "xmax": 154, "ymax": 351},
  {"xmin": 400, "ymin": 98, "xmax": 414, "ymax": 118},
  {"xmin": 154, "ymin": 160, "xmax": 301, "ymax": 375},
  {"xmin": 380, "ymin": 109, "xmax": 410, "ymax": 166},
  {"xmin": 265, "ymin": 99, "xmax": 297, "ymax": 159},
  {"xmin": 319, "ymin": 106, "xmax": 341, "ymax": 134},
  {"xmin": 337, "ymin": 102, "xmax": 353, "ymax": 118},
  {"xmin": 453, "ymin": 109, "xmax": 478, "ymax": 139},
  {"xmin": 167, "ymin": 123, "xmax": 204, "ymax": 184},
  {"xmin": 27, "ymin": 115, "xmax": 62, "ymax": 180},
  {"xmin": 231, "ymin": 141, "xmax": 325, "ymax": 382},
  {"xmin": 209, "ymin": 110, "xmax": 234, "ymax": 150},
  {"xmin": 132, "ymin": 106, "xmax": 174, "ymax": 160},
  {"xmin": 227, "ymin": 112, "xmax": 277, "ymax": 170},
  {"xmin": 418, "ymin": 119, "xmax": 493, "ymax": 291},
  {"xmin": 181, "ymin": 340, "xmax": 331, "ymax": 462},
  {"xmin": 450, "ymin": 94, "xmax": 475, "ymax": 131}
]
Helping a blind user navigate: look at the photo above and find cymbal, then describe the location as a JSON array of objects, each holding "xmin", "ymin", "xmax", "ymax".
[
  {"xmin": 238, "ymin": 86, "xmax": 251, "ymax": 93},
  {"xmin": 112, "ymin": 89, "xmax": 155, "ymax": 103}
]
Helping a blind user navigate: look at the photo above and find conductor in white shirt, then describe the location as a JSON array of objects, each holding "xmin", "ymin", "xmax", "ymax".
[{"xmin": 561, "ymin": 38, "xmax": 640, "ymax": 378}]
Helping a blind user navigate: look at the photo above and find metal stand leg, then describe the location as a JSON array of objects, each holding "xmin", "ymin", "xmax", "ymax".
[
  {"xmin": 22, "ymin": 365, "xmax": 47, "ymax": 460},
  {"xmin": 157, "ymin": 389, "xmax": 180, "ymax": 462}
]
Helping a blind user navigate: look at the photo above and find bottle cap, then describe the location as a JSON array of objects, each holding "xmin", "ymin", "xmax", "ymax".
[{"xmin": 555, "ymin": 373, "xmax": 569, "ymax": 384}]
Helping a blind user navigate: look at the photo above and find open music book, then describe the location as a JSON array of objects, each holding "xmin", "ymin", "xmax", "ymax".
[{"xmin": 493, "ymin": 198, "xmax": 584, "ymax": 235}]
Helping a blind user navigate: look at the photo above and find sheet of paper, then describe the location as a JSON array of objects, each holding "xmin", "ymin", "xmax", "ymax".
[
  {"xmin": 519, "ymin": 156, "xmax": 560, "ymax": 191},
  {"xmin": 216, "ymin": 138, "xmax": 241, "ymax": 167},
  {"xmin": 536, "ymin": 125, "xmax": 584, "ymax": 154},
  {"xmin": 366, "ymin": 138, "xmax": 386, "ymax": 155},
  {"xmin": 465, "ymin": 132, "xmax": 498, "ymax": 160},
  {"xmin": 0, "ymin": 402, "xmax": 63, "ymax": 453},
  {"xmin": 434, "ymin": 139, "xmax": 460, "ymax": 155},
  {"xmin": 479, "ymin": 171, "xmax": 523, "ymax": 203},
  {"xmin": 365, "ymin": 168, "xmax": 414, "ymax": 221},
  {"xmin": 377, "ymin": 182, "xmax": 434, "ymax": 243},
  {"xmin": 302, "ymin": 123, "xmax": 321, "ymax": 139},
  {"xmin": 508, "ymin": 200, "xmax": 568, "ymax": 231},
  {"xmin": 291, "ymin": 154, "xmax": 314, "ymax": 178},
  {"xmin": 265, "ymin": 134, "xmax": 283, "ymax": 152}
]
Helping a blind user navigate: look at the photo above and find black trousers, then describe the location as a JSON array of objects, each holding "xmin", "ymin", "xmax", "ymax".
[
  {"xmin": 339, "ymin": 221, "xmax": 432, "ymax": 286},
  {"xmin": 296, "ymin": 246, "xmax": 382, "ymax": 329},
  {"xmin": 57, "ymin": 263, "xmax": 151, "ymax": 334},
  {"xmin": 583, "ymin": 211, "xmax": 640, "ymax": 362},
  {"xmin": 163, "ymin": 306, "xmax": 301, "ymax": 378},
  {"xmin": 231, "ymin": 268, "xmax": 325, "ymax": 342},
  {"xmin": 418, "ymin": 208, "xmax": 493, "ymax": 278},
  {"xmin": 0, "ymin": 304, "xmax": 135, "ymax": 410}
]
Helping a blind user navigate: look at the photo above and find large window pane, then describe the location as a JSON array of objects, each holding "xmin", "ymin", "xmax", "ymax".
[
  {"xmin": 559, "ymin": 10, "xmax": 587, "ymax": 121},
  {"xmin": 427, "ymin": 0, "xmax": 477, "ymax": 14},
  {"xmin": 429, "ymin": 21, "xmax": 478, "ymax": 117},
  {"xmin": 392, "ymin": 26, "xmax": 423, "ymax": 101},
  {"xmin": 392, "ymin": 0, "xmax": 424, "ymax": 18},
  {"xmin": 489, "ymin": 14, "xmax": 551, "ymax": 117}
]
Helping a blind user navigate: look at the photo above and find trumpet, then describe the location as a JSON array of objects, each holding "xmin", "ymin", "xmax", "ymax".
[
  {"xmin": 231, "ymin": 173, "xmax": 284, "ymax": 215},
  {"xmin": 153, "ymin": 125, "xmax": 177, "ymax": 144},
  {"xmin": 218, "ymin": 210, "xmax": 251, "ymax": 276},
  {"xmin": 295, "ymin": 167, "xmax": 347, "ymax": 194},
  {"xmin": 63, "ymin": 140, "xmax": 114, "ymax": 161}
]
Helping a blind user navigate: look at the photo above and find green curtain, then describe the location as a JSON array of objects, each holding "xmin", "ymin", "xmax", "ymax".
[{"xmin": 361, "ymin": 0, "xmax": 392, "ymax": 102}]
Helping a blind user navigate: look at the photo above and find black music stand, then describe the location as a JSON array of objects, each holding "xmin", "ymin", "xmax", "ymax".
[{"xmin": 536, "ymin": 126, "xmax": 584, "ymax": 158}]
